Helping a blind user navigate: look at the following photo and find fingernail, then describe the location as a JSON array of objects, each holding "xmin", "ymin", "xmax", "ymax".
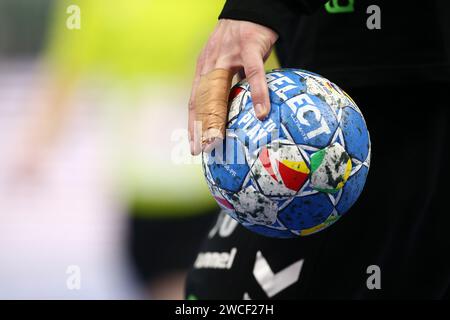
[
  {"xmin": 255, "ymin": 103, "xmax": 267, "ymax": 120},
  {"xmin": 255, "ymin": 103, "xmax": 264, "ymax": 120},
  {"xmin": 191, "ymin": 139, "xmax": 203, "ymax": 156}
]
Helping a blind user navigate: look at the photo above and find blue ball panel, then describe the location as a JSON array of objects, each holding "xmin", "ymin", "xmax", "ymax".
[
  {"xmin": 279, "ymin": 193, "xmax": 334, "ymax": 230},
  {"xmin": 242, "ymin": 223, "xmax": 295, "ymax": 238},
  {"xmin": 207, "ymin": 138, "xmax": 250, "ymax": 192},
  {"xmin": 341, "ymin": 106, "xmax": 370, "ymax": 162},
  {"xmin": 336, "ymin": 165, "xmax": 369, "ymax": 215}
]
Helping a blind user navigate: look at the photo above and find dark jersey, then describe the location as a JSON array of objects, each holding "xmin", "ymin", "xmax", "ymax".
[
  {"xmin": 186, "ymin": 84, "xmax": 450, "ymax": 299},
  {"xmin": 220, "ymin": 0, "xmax": 450, "ymax": 87},
  {"xmin": 185, "ymin": 0, "xmax": 450, "ymax": 300}
]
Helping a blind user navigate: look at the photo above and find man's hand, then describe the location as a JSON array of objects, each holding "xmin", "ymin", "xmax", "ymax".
[{"xmin": 188, "ymin": 19, "xmax": 278, "ymax": 155}]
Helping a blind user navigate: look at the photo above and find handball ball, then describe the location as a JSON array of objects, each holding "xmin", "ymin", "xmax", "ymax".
[{"xmin": 202, "ymin": 69, "xmax": 371, "ymax": 238}]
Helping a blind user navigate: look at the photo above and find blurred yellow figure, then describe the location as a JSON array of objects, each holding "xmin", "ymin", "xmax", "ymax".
[
  {"xmin": 45, "ymin": 0, "xmax": 224, "ymax": 215},
  {"xmin": 27, "ymin": 0, "xmax": 227, "ymax": 300},
  {"xmin": 47, "ymin": 0, "xmax": 221, "ymax": 77},
  {"xmin": 24, "ymin": 0, "xmax": 278, "ymax": 299},
  {"xmin": 43, "ymin": 0, "xmax": 278, "ymax": 211}
]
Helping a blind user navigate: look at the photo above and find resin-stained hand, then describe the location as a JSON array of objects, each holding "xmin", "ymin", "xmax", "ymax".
[{"xmin": 188, "ymin": 19, "xmax": 278, "ymax": 155}]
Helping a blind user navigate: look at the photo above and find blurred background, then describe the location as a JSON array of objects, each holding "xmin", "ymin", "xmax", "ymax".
[{"xmin": 0, "ymin": 0, "xmax": 227, "ymax": 299}]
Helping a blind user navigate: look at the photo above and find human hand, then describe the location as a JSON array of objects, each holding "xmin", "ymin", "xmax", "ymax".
[{"xmin": 188, "ymin": 19, "xmax": 278, "ymax": 155}]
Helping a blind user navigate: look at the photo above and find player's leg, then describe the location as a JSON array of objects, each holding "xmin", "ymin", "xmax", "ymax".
[{"xmin": 128, "ymin": 208, "xmax": 217, "ymax": 299}]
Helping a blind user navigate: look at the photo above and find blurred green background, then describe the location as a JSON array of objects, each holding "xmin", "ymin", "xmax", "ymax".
[
  {"xmin": 0, "ymin": 0, "xmax": 278, "ymax": 299},
  {"xmin": 0, "ymin": 0, "xmax": 223, "ymax": 299}
]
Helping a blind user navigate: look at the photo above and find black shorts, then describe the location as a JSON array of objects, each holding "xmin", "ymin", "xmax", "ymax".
[
  {"xmin": 127, "ymin": 209, "xmax": 218, "ymax": 284},
  {"xmin": 185, "ymin": 84, "xmax": 450, "ymax": 299}
]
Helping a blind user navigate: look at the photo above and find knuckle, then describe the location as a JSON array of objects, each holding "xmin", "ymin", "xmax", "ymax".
[
  {"xmin": 239, "ymin": 28, "xmax": 255, "ymax": 44},
  {"xmin": 207, "ymin": 34, "xmax": 220, "ymax": 52},
  {"xmin": 222, "ymin": 33, "xmax": 233, "ymax": 48},
  {"xmin": 251, "ymin": 93, "xmax": 263, "ymax": 104},
  {"xmin": 245, "ymin": 64, "xmax": 262, "ymax": 79}
]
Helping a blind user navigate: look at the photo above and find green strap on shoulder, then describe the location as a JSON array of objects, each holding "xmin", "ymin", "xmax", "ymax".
[{"xmin": 325, "ymin": 0, "xmax": 355, "ymax": 14}]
